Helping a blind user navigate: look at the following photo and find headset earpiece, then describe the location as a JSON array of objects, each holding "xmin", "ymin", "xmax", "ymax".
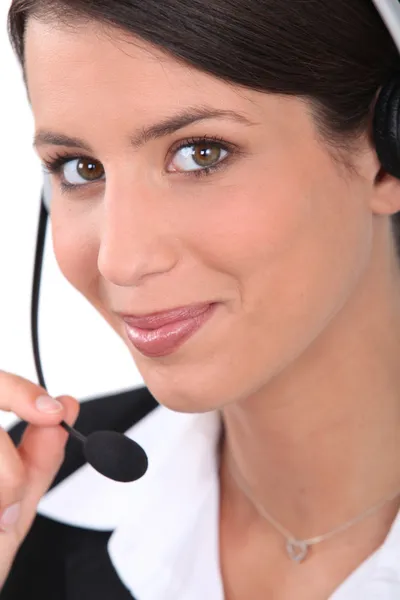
[{"xmin": 373, "ymin": 75, "xmax": 400, "ymax": 179}]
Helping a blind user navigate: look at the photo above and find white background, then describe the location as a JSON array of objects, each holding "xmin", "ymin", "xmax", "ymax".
[{"xmin": 0, "ymin": 1, "xmax": 144, "ymax": 430}]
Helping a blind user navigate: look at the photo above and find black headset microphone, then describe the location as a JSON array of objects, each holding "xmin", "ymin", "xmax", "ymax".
[
  {"xmin": 29, "ymin": 0, "xmax": 400, "ymax": 484},
  {"xmin": 31, "ymin": 187, "xmax": 148, "ymax": 483}
]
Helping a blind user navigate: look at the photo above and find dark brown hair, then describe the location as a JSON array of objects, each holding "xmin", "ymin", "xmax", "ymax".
[{"xmin": 7, "ymin": 0, "xmax": 400, "ymax": 251}]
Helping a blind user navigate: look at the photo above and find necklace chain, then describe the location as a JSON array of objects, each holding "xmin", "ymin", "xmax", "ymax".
[{"xmin": 226, "ymin": 457, "xmax": 400, "ymax": 563}]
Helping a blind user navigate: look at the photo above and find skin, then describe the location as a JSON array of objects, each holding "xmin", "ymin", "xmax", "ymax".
[{"xmin": 24, "ymin": 16, "xmax": 400, "ymax": 596}]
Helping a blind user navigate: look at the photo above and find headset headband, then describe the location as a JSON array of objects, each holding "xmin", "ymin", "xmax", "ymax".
[{"xmin": 372, "ymin": 0, "xmax": 400, "ymax": 52}]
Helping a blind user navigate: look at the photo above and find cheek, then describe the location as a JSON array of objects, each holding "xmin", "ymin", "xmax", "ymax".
[
  {"xmin": 187, "ymin": 160, "xmax": 372, "ymax": 370},
  {"xmin": 51, "ymin": 208, "xmax": 100, "ymax": 297}
]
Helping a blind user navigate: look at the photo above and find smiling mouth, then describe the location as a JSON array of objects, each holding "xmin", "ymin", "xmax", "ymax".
[{"xmin": 123, "ymin": 303, "xmax": 217, "ymax": 357}]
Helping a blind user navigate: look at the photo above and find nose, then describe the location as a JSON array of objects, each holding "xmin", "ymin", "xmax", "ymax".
[{"xmin": 97, "ymin": 182, "xmax": 179, "ymax": 287}]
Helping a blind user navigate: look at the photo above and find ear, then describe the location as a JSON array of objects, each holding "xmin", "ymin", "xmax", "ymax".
[
  {"xmin": 370, "ymin": 166, "xmax": 400, "ymax": 216},
  {"xmin": 367, "ymin": 85, "xmax": 400, "ymax": 216}
]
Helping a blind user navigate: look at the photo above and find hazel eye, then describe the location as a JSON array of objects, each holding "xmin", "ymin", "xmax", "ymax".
[
  {"xmin": 63, "ymin": 158, "xmax": 105, "ymax": 185},
  {"xmin": 169, "ymin": 143, "xmax": 228, "ymax": 173}
]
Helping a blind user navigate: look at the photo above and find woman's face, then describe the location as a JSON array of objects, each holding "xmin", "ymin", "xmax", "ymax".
[{"xmin": 25, "ymin": 18, "xmax": 377, "ymax": 412}]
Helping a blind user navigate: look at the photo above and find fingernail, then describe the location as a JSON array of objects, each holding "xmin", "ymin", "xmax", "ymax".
[
  {"xmin": 35, "ymin": 395, "xmax": 63, "ymax": 414},
  {"xmin": 0, "ymin": 502, "xmax": 21, "ymax": 532}
]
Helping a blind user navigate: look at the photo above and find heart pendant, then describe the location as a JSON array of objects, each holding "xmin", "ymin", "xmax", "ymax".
[{"xmin": 286, "ymin": 539, "xmax": 309, "ymax": 563}]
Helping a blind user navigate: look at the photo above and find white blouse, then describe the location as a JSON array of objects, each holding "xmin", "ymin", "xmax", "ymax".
[{"xmin": 37, "ymin": 399, "xmax": 400, "ymax": 599}]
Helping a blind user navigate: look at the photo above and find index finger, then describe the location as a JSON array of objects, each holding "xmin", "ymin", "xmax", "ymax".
[{"xmin": 0, "ymin": 370, "xmax": 66, "ymax": 425}]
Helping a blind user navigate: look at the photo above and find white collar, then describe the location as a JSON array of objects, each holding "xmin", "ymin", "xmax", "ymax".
[{"xmin": 37, "ymin": 403, "xmax": 400, "ymax": 600}]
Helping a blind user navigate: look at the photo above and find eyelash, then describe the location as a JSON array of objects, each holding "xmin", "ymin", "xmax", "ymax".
[{"xmin": 41, "ymin": 135, "xmax": 238, "ymax": 194}]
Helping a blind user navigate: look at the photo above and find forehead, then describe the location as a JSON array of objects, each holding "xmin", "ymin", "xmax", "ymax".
[{"xmin": 24, "ymin": 18, "xmax": 259, "ymax": 126}]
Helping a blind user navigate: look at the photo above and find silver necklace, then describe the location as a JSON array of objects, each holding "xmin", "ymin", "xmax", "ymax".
[{"xmin": 226, "ymin": 458, "xmax": 400, "ymax": 564}]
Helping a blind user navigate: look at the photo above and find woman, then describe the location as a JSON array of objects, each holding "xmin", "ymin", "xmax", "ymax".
[{"xmin": 2, "ymin": 0, "xmax": 400, "ymax": 597}]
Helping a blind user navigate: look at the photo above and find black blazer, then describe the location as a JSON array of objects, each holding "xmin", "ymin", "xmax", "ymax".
[{"xmin": 1, "ymin": 386, "xmax": 159, "ymax": 600}]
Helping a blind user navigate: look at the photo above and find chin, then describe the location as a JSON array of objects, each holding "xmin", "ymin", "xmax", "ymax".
[
  {"xmin": 124, "ymin": 344, "xmax": 225, "ymax": 413},
  {"xmin": 145, "ymin": 381, "xmax": 221, "ymax": 414},
  {"xmin": 137, "ymin": 360, "xmax": 253, "ymax": 414},
  {"xmin": 126, "ymin": 333, "xmax": 273, "ymax": 414}
]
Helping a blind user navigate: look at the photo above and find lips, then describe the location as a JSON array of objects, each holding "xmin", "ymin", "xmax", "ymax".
[
  {"xmin": 122, "ymin": 302, "xmax": 216, "ymax": 357},
  {"xmin": 121, "ymin": 303, "xmax": 213, "ymax": 329}
]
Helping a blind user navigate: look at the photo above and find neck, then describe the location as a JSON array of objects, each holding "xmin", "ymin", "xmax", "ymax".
[{"xmin": 219, "ymin": 240, "xmax": 400, "ymax": 542}]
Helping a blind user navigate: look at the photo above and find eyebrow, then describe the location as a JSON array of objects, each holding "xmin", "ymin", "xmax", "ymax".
[{"xmin": 33, "ymin": 106, "xmax": 257, "ymax": 152}]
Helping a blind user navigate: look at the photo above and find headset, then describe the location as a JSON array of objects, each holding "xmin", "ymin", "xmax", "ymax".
[{"xmin": 31, "ymin": 0, "xmax": 400, "ymax": 391}]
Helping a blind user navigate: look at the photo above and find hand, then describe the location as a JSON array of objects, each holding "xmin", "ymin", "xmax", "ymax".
[{"xmin": 0, "ymin": 370, "xmax": 80, "ymax": 588}]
